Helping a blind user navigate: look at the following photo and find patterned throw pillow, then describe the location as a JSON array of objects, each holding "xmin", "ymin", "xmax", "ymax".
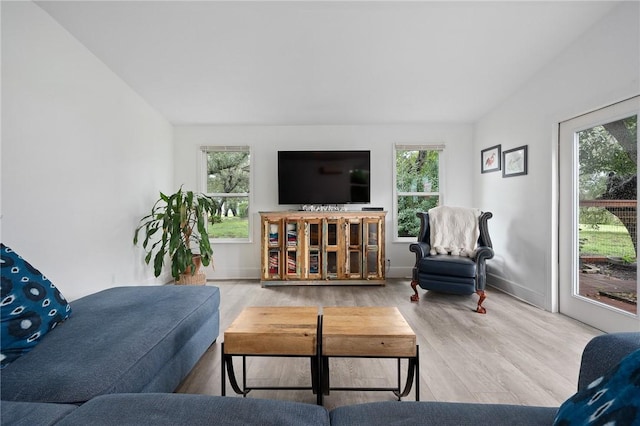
[
  {"xmin": 1, "ymin": 243, "xmax": 72, "ymax": 368},
  {"xmin": 554, "ymin": 348, "xmax": 640, "ymax": 425}
]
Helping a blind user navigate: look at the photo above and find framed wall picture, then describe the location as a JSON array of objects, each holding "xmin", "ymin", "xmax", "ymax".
[
  {"xmin": 481, "ymin": 145, "xmax": 501, "ymax": 173},
  {"xmin": 503, "ymin": 145, "xmax": 528, "ymax": 177}
]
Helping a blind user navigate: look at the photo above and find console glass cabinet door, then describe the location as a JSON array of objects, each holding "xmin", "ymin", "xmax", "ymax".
[
  {"xmin": 305, "ymin": 219, "xmax": 323, "ymax": 280},
  {"xmin": 324, "ymin": 219, "xmax": 340, "ymax": 279},
  {"xmin": 364, "ymin": 219, "xmax": 383, "ymax": 279},
  {"xmin": 346, "ymin": 219, "xmax": 362, "ymax": 279},
  {"xmin": 284, "ymin": 219, "xmax": 301, "ymax": 279},
  {"xmin": 263, "ymin": 219, "xmax": 283, "ymax": 279}
]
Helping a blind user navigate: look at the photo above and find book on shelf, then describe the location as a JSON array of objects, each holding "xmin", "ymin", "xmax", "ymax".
[
  {"xmin": 309, "ymin": 253, "xmax": 319, "ymax": 274},
  {"xmin": 268, "ymin": 252, "xmax": 279, "ymax": 274}
]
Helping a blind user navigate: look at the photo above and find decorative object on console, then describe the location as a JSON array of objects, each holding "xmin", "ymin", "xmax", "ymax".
[
  {"xmin": 480, "ymin": 145, "xmax": 501, "ymax": 173},
  {"xmin": 134, "ymin": 186, "xmax": 217, "ymax": 284},
  {"xmin": 502, "ymin": 145, "xmax": 528, "ymax": 177},
  {"xmin": 0, "ymin": 243, "xmax": 72, "ymax": 368},
  {"xmin": 302, "ymin": 205, "xmax": 347, "ymax": 212},
  {"xmin": 409, "ymin": 207, "xmax": 494, "ymax": 313}
]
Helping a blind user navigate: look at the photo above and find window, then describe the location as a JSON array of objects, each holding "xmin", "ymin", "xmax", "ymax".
[
  {"xmin": 200, "ymin": 146, "xmax": 251, "ymax": 241},
  {"xmin": 394, "ymin": 144, "xmax": 443, "ymax": 240}
]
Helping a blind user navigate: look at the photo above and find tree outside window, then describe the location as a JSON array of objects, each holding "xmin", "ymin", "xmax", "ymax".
[
  {"xmin": 201, "ymin": 146, "xmax": 251, "ymax": 240},
  {"xmin": 395, "ymin": 145, "xmax": 442, "ymax": 239},
  {"xmin": 578, "ymin": 115, "xmax": 637, "ymax": 258}
]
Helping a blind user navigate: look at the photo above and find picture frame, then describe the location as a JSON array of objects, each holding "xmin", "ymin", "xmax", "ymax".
[
  {"xmin": 481, "ymin": 145, "xmax": 501, "ymax": 173},
  {"xmin": 502, "ymin": 145, "xmax": 528, "ymax": 177}
]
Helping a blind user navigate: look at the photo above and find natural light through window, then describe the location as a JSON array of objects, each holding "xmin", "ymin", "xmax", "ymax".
[
  {"xmin": 200, "ymin": 146, "xmax": 251, "ymax": 241},
  {"xmin": 394, "ymin": 144, "xmax": 443, "ymax": 240}
]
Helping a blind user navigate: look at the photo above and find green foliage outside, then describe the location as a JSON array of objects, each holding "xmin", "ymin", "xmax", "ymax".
[
  {"xmin": 579, "ymin": 118, "xmax": 637, "ymax": 176},
  {"xmin": 206, "ymin": 150, "xmax": 250, "ymax": 239},
  {"xmin": 397, "ymin": 196, "xmax": 439, "ymax": 237},
  {"xmin": 396, "ymin": 149, "xmax": 440, "ymax": 237},
  {"xmin": 207, "ymin": 151, "xmax": 250, "ymax": 195},
  {"xmin": 579, "ymin": 224, "xmax": 636, "ymax": 260},
  {"xmin": 578, "ymin": 117, "xmax": 637, "ymax": 200},
  {"xmin": 579, "ymin": 208, "xmax": 635, "ymax": 260},
  {"xmin": 579, "ymin": 207, "xmax": 624, "ymax": 229},
  {"xmin": 578, "ymin": 115, "xmax": 637, "ymax": 258}
]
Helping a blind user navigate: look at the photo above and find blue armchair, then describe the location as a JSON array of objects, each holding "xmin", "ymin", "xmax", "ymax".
[{"xmin": 409, "ymin": 209, "xmax": 494, "ymax": 313}]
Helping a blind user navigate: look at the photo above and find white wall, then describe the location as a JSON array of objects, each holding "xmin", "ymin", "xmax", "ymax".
[
  {"xmin": 474, "ymin": 2, "xmax": 639, "ymax": 310},
  {"xmin": 173, "ymin": 124, "xmax": 474, "ymax": 280},
  {"xmin": 1, "ymin": 2, "xmax": 174, "ymax": 300}
]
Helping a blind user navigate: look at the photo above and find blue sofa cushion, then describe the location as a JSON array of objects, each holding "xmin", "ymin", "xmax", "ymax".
[
  {"xmin": 0, "ymin": 400, "xmax": 78, "ymax": 426},
  {"xmin": 554, "ymin": 348, "xmax": 640, "ymax": 426},
  {"xmin": 0, "ymin": 244, "xmax": 71, "ymax": 368},
  {"xmin": 330, "ymin": 401, "xmax": 558, "ymax": 426},
  {"xmin": 1, "ymin": 285, "xmax": 219, "ymax": 403},
  {"xmin": 55, "ymin": 393, "xmax": 331, "ymax": 426}
]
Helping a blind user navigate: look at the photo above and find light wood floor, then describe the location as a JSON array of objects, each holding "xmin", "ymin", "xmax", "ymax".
[{"xmin": 175, "ymin": 279, "xmax": 601, "ymax": 410}]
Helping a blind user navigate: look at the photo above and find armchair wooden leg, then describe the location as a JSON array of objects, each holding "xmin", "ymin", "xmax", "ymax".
[
  {"xmin": 476, "ymin": 290, "xmax": 487, "ymax": 314},
  {"xmin": 410, "ymin": 279, "xmax": 420, "ymax": 302}
]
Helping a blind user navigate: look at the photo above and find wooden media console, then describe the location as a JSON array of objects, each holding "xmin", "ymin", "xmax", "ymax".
[{"xmin": 260, "ymin": 211, "xmax": 386, "ymax": 286}]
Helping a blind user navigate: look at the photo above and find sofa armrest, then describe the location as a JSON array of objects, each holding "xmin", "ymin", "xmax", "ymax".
[
  {"xmin": 472, "ymin": 245, "xmax": 494, "ymax": 292},
  {"xmin": 577, "ymin": 332, "xmax": 640, "ymax": 391},
  {"xmin": 409, "ymin": 242, "xmax": 430, "ymax": 262},
  {"xmin": 473, "ymin": 246, "xmax": 494, "ymax": 262}
]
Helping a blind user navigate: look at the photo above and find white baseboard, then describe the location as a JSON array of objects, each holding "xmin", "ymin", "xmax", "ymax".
[{"xmin": 487, "ymin": 272, "xmax": 548, "ymax": 310}]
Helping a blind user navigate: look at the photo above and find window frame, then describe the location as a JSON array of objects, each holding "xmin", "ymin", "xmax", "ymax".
[
  {"xmin": 392, "ymin": 143, "xmax": 445, "ymax": 242},
  {"xmin": 199, "ymin": 145, "xmax": 253, "ymax": 243}
]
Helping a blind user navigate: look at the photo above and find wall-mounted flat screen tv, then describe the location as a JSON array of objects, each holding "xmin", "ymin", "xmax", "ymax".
[{"xmin": 278, "ymin": 150, "xmax": 371, "ymax": 205}]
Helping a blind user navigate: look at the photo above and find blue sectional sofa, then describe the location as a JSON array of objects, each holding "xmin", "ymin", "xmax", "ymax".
[
  {"xmin": 2, "ymin": 332, "xmax": 639, "ymax": 425},
  {"xmin": 2, "ymin": 394, "xmax": 331, "ymax": 426},
  {"xmin": 1, "ymin": 285, "xmax": 220, "ymax": 404}
]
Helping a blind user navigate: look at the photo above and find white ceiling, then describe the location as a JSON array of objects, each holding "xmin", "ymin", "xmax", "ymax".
[{"xmin": 36, "ymin": 1, "xmax": 620, "ymax": 125}]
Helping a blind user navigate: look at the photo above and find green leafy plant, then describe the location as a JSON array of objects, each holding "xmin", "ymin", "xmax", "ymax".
[{"xmin": 134, "ymin": 187, "xmax": 217, "ymax": 280}]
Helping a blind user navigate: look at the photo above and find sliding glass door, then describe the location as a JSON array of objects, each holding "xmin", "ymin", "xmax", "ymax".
[{"xmin": 558, "ymin": 96, "xmax": 639, "ymax": 332}]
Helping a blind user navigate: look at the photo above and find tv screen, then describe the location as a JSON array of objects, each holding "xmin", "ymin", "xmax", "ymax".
[{"xmin": 278, "ymin": 150, "xmax": 371, "ymax": 205}]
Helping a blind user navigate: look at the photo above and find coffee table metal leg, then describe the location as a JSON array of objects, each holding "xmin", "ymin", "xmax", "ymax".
[
  {"xmin": 315, "ymin": 314, "xmax": 329, "ymax": 405},
  {"xmin": 221, "ymin": 342, "xmax": 247, "ymax": 396},
  {"xmin": 392, "ymin": 358, "xmax": 415, "ymax": 399},
  {"xmin": 396, "ymin": 358, "xmax": 402, "ymax": 400},
  {"xmin": 393, "ymin": 345, "xmax": 420, "ymax": 400},
  {"xmin": 311, "ymin": 357, "xmax": 318, "ymax": 395},
  {"xmin": 224, "ymin": 354, "xmax": 250, "ymax": 396},
  {"xmin": 221, "ymin": 342, "xmax": 226, "ymax": 396},
  {"xmin": 224, "ymin": 352, "xmax": 320, "ymax": 399},
  {"xmin": 314, "ymin": 356, "xmax": 323, "ymax": 405},
  {"xmin": 242, "ymin": 356, "xmax": 247, "ymax": 397},
  {"xmin": 316, "ymin": 314, "xmax": 323, "ymax": 405},
  {"xmin": 415, "ymin": 345, "xmax": 420, "ymax": 401},
  {"xmin": 321, "ymin": 356, "xmax": 330, "ymax": 396}
]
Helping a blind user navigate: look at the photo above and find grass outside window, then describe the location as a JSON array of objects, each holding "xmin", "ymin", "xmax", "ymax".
[
  {"xmin": 209, "ymin": 217, "xmax": 249, "ymax": 239},
  {"xmin": 579, "ymin": 224, "xmax": 636, "ymax": 260}
]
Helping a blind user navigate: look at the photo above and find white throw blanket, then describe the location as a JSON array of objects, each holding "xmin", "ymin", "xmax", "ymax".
[{"xmin": 429, "ymin": 206, "xmax": 481, "ymax": 257}]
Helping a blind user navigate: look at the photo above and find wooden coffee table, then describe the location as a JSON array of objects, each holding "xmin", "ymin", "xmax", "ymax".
[
  {"xmin": 221, "ymin": 306, "xmax": 418, "ymax": 405},
  {"xmin": 221, "ymin": 306, "xmax": 320, "ymax": 400},
  {"xmin": 319, "ymin": 306, "xmax": 419, "ymax": 404}
]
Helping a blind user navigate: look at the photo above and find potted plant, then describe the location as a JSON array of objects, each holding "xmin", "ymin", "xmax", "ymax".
[{"xmin": 134, "ymin": 186, "xmax": 217, "ymax": 283}]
